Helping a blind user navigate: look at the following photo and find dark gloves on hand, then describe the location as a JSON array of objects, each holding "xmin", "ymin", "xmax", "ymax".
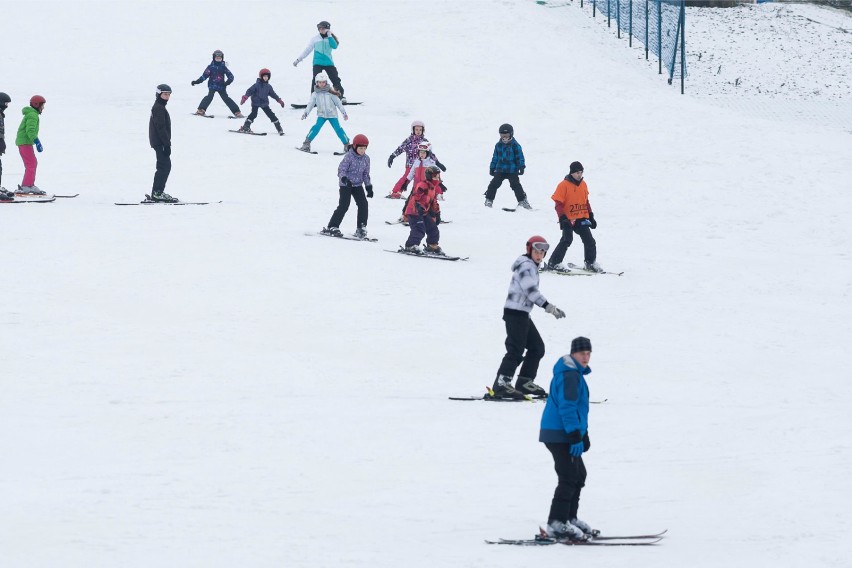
[
  {"xmin": 588, "ymin": 212, "xmax": 597, "ymax": 229},
  {"xmin": 489, "ymin": 169, "xmax": 495, "ymax": 176},
  {"xmin": 518, "ymin": 167, "xmax": 525, "ymax": 175},
  {"xmin": 559, "ymin": 215, "xmax": 570, "ymax": 230},
  {"xmin": 387, "ymin": 154, "xmax": 395, "ymax": 168},
  {"xmin": 34, "ymin": 138, "xmax": 43, "ymax": 153},
  {"xmin": 225, "ymin": 79, "xmax": 233, "ymax": 86},
  {"xmin": 191, "ymin": 79, "xmax": 201, "ymax": 86},
  {"xmin": 415, "ymin": 203, "xmax": 425, "ymax": 216},
  {"xmin": 341, "ymin": 176, "xmax": 351, "ymax": 186},
  {"xmin": 436, "ymin": 161, "xmax": 446, "ymax": 172},
  {"xmin": 366, "ymin": 185, "xmax": 373, "ymax": 198},
  {"xmin": 0, "ymin": 139, "xmax": 6, "ymax": 155}
]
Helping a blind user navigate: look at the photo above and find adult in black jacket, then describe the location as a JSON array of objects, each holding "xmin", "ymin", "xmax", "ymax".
[{"xmin": 149, "ymin": 84, "xmax": 175, "ymax": 202}]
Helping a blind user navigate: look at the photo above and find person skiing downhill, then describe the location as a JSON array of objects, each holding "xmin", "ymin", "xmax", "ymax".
[
  {"xmin": 148, "ymin": 84, "xmax": 176, "ymax": 202},
  {"xmin": 0, "ymin": 92, "xmax": 12, "ymax": 200},
  {"xmin": 539, "ymin": 336, "xmax": 596, "ymax": 541},
  {"xmin": 238, "ymin": 69, "xmax": 285, "ymax": 136},
  {"xmin": 293, "ymin": 20, "xmax": 345, "ymax": 101},
  {"xmin": 492, "ymin": 236, "xmax": 566, "ymax": 400},
  {"xmin": 403, "ymin": 166, "xmax": 444, "ymax": 255},
  {"xmin": 297, "ymin": 72, "xmax": 349, "ymax": 154},
  {"xmin": 191, "ymin": 49, "xmax": 244, "ymax": 118},
  {"xmin": 545, "ymin": 161, "xmax": 603, "ymax": 273},
  {"xmin": 485, "ymin": 123, "xmax": 530, "ymax": 209},
  {"xmin": 386, "ymin": 120, "xmax": 444, "ymax": 199},
  {"xmin": 15, "ymin": 95, "xmax": 47, "ymax": 195},
  {"xmin": 321, "ymin": 134, "xmax": 372, "ymax": 238}
]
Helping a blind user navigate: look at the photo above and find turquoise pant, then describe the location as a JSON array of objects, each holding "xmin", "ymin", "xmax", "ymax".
[{"xmin": 307, "ymin": 117, "xmax": 348, "ymax": 144}]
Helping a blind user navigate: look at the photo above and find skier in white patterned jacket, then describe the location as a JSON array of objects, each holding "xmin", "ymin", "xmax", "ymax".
[{"xmin": 492, "ymin": 235, "xmax": 566, "ymax": 400}]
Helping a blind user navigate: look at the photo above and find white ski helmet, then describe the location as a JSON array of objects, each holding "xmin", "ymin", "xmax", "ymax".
[
  {"xmin": 315, "ymin": 72, "xmax": 330, "ymax": 85},
  {"xmin": 417, "ymin": 141, "xmax": 432, "ymax": 153}
]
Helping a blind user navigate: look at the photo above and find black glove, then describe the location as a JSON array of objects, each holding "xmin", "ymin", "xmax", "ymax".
[
  {"xmin": 489, "ymin": 169, "xmax": 495, "ymax": 176},
  {"xmin": 439, "ymin": 182, "xmax": 447, "ymax": 193},
  {"xmin": 588, "ymin": 211, "xmax": 597, "ymax": 229},
  {"xmin": 191, "ymin": 79, "xmax": 201, "ymax": 86},
  {"xmin": 559, "ymin": 215, "xmax": 570, "ymax": 230},
  {"xmin": 225, "ymin": 79, "xmax": 233, "ymax": 86},
  {"xmin": 341, "ymin": 176, "xmax": 351, "ymax": 186},
  {"xmin": 435, "ymin": 212, "xmax": 443, "ymax": 224},
  {"xmin": 518, "ymin": 167, "xmax": 525, "ymax": 176},
  {"xmin": 436, "ymin": 161, "xmax": 446, "ymax": 172},
  {"xmin": 387, "ymin": 154, "xmax": 395, "ymax": 168},
  {"xmin": 583, "ymin": 431, "xmax": 591, "ymax": 452},
  {"xmin": 0, "ymin": 139, "xmax": 5, "ymax": 155},
  {"xmin": 162, "ymin": 145, "xmax": 171, "ymax": 156},
  {"xmin": 365, "ymin": 185, "xmax": 373, "ymax": 198},
  {"xmin": 415, "ymin": 203, "xmax": 425, "ymax": 216}
]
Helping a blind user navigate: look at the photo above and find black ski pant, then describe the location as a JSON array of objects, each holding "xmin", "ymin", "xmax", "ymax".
[
  {"xmin": 152, "ymin": 145, "xmax": 171, "ymax": 195},
  {"xmin": 328, "ymin": 184, "xmax": 368, "ymax": 229},
  {"xmin": 0, "ymin": 156, "xmax": 3, "ymax": 187},
  {"xmin": 485, "ymin": 173, "xmax": 526, "ymax": 202},
  {"xmin": 545, "ymin": 442, "xmax": 587, "ymax": 524},
  {"xmin": 243, "ymin": 105, "xmax": 281, "ymax": 131},
  {"xmin": 311, "ymin": 64, "xmax": 344, "ymax": 97},
  {"xmin": 404, "ymin": 213, "xmax": 439, "ymax": 248},
  {"xmin": 549, "ymin": 221, "xmax": 596, "ymax": 265},
  {"xmin": 197, "ymin": 88, "xmax": 240, "ymax": 114},
  {"xmin": 497, "ymin": 308, "xmax": 545, "ymax": 380}
]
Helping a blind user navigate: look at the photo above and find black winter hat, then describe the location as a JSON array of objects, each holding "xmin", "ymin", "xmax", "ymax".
[
  {"xmin": 570, "ymin": 161, "xmax": 584, "ymax": 174},
  {"xmin": 571, "ymin": 336, "xmax": 592, "ymax": 353}
]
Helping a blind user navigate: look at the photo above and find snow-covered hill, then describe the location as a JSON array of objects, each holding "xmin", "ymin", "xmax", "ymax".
[{"xmin": 1, "ymin": 1, "xmax": 850, "ymax": 567}]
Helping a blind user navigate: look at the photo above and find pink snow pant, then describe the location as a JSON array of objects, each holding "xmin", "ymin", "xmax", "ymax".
[
  {"xmin": 391, "ymin": 166, "xmax": 412, "ymax": 195},
  {"xmin": 19, "ymin": 145, "xmax": 37, "ymax": 187}
]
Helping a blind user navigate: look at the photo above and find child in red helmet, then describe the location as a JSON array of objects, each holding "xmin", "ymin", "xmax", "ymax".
[
  {"xmin": 402, "ymin": 166, "xmax": 444, "ymax": 255},
  {"xmin": 238, "ymin": 69, "xmax": 285, "ymax": 135},
  {"xmin": 322, "ymin": 134, "xmax": 372, "ymax": 239},
  {"xmin": 191, "ymin": 49, "xmax": 243, "ymax": 118},
  {"xmin": 491, "ymin": 236, "xmax": 566, "ymax": 400},
  {"xmin": 15, "ymin": 95, "xmax": 47, "ymax": 194}
]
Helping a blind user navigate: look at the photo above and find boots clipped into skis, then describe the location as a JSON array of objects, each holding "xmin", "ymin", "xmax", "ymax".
[
  {"xmin": 515, "ymin": 377, "xmax": 547, "ymax": 398},
  {"xmin": 298, "ymin": 138, "xmax": 312, "ymax": 153},
  {"xmin": 273, "ymin": 120, "xmax": 284, "ymax": 136},
  {"xmin": 491, "ymin": 374, "xmax": 526, "ymax": 400},
  {"xmin": 238, "ymin": 119, "xmax": 253, "ymax": 133}
]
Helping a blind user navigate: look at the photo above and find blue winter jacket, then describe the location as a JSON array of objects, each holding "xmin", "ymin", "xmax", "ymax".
[
  {"xmin": 490, "ymin": 138, "xmax": 526, "ymax": 174},
  {"xmin": 539, "ymin": 355, "xmax": 591, "ymax": 444},
  {"xmin": 244, "ymin": 79, "xmax": 282, "ymax": 108},
  {"xmin": 196, "ymin": 60, "xmax": 234, "ymax": 91}
]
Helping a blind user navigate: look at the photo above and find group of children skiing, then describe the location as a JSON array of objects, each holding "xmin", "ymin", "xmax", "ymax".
[{"xmin": 0, "ymin": 92, "xmax": 47, "ymax": 201}]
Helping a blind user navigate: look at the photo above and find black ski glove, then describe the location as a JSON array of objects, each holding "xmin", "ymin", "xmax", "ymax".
[
  {"xmin": 366, "ymin": 185, "xmax": 373, "ymax": 198},
  {"xmin": 415, "ymin": 203, "xmax": 425, "ymax": 216},
  {"xmin": 387, "ymin": 154, "xmax": 395, "ymax": 168},
  {"xmin": 588, "ymin": 212, "xmax": 597, "ymax": 229},
  {"xmin": 439, "ymin": 182, "xmax": 447, "ymax": 193},
  {"xmin": 436, "ymin": 161, "xmax": 446, "ymax": 172},
  {"xmin": 191, "ymin": 79, "xmax": 201, "ymax": 86},
  {"xmin": 225, "ymin": 79, "xmax": 233, "ymax": 86},
  {"xmin": 559, "ymin": 215, "xmax": 570, "ymax": 230},
  {"xmin": 518, "ymin": 167, "xmax": 525, "ymax": 176},
  {"xmin": 0, "ymin": 139, "xmax": 5, "ymax": 155},
  {"xmin": 341, "ymin": 176, "xmax": 351, "ymax": 186},
  {"xmin": 489, "ymin": 169, "xmax": 495, "ymax": 176}
]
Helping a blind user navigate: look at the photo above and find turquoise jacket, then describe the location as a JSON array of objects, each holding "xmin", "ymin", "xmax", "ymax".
[
  {"xmin": 539, "ymin": 354, "xmax": 591, "ymax": 445},
  {"xmin": 296, "ymin": 34, "xmax": 338, "ymax": 67},
  {"xmin": 16, "ymin": 106, "xmax": 40, "ymax": 146}
]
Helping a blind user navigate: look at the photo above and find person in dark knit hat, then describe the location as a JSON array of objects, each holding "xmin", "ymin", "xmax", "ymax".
[
  {"xmin": 545, "ymin": 161, "xmax": 603, "ymax": 273},
  {"xmin": 538, "ymin": 336, "xmax": 596, "ymax": 540}
]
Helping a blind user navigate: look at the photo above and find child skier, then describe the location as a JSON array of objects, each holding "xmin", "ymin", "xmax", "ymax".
[
  {"xmin": 403, "ymin": 166, "xmax": 444, "ymax": 255},
  {"xmin": 297, "ymin": 72, "xmax": 349, "ymax": 153},
  {"xmin": 545, "ymin": 161, "xmax": 602, "ymax": 273},
  {"xmin": 386, "ymin": 120, "xmax": 444, "ymax": 199},
  {"xmin": 322, "ymin": 134, "xmax": 372, "ymax": 238},
  {"xmin": 16, "ymin": 95, "xmax": 47, "ymax": 194},
  {"xmin": 492, "ymin": 236, "xmax": 565, "ymax": 400},
  {"xmin": 191, "ymin": 49, "xmax": 244, "ymax": 118},
  {"xmin": 539, "ymin": 336, "xmax": 596, "ymax": 540},
  {"xmin": 485, "ymin": 123, "xmax": 530, "ymax": 209},
  {"xmin": 238, "ymin": 69, "xmax": 285, "ymax": 135},
  {"xmin": 0, "ymin": 92, "xmax": 12, "ymax": 201},
  {"xmin": 406, "ymin": 142, "xmax": 447, "ymax": 197},
  {"xmin": 293, "ymin": 20, "xmax": 345, "ymax": 100}
]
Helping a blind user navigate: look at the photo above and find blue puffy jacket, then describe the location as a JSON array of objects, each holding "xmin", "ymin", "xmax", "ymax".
[
  {"xmin": 539, "ymin": 354, "xmax": 591, "ymax": 445},
  {"xmin": 196, "ymin": 60, "xmax": 235, "ymax": 92},
  {"xmin": 244, "ymin": 79, "xmax": 282, "ymax": 107},
  {"xmin": 489, "ymin": 138, "xmax": 525, "ymax": 174}
]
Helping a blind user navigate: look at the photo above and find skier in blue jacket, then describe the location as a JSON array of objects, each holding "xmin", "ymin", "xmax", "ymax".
[
  {"xmin": 293, "ymin": 20, "xmax": 346, "ymax": 101},
  {"xmin": 539, "ymin": 336, "xmax": 596, "ymax": 541},
  {"xmin": 191, "ymin": 50, "xmax": 244, "ymax": 118},
  {"xmin": 485, "ymin": 123, "xmax": 531, "ymax": 210},
  {"xmin": 237, "ymin": 69, "xmax": 285, "ymax": 135}
]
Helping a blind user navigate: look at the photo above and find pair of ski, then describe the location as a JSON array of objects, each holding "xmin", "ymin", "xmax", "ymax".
[
  {"xmin": 487, "ymin": 528, "xmax": 666, "ymax": 546},
  {"xmin": 502, "ymin": 206, "xmax": 538, "ymax": 212},
  {"xmin": 296, "ymin": 147, "xmax": 347, "ymax": 155},
  {"xmin": 384, "ymin": 219, "xmax": 452, "ymax": 226},
  {"xmin": 115, "ymin": 195, "xmax": 221, "ymax": 206},
  {"xmin": 449, "ymin": 386, "xmax": 545, "ymax": 403},
  {"xmin": 191, "ymin": 113, "xmax": 241, "ymax": 120},
  {"xmin": 386, "ymin": 246, "xmax": 467, "ymax": 262},
  {"xmin": 307, "ymin": 231, "xmax": 378, "ymax": 243},
  {"xmin": 2, "ymin": 193, "xmax": 79, "ymax": 204},
  {"xmin": 544, "ymin": 263, "xmax": 624, "ymax": 277},
  {"xmin": 290, "ymin": 102, "xmax": 362, "ymax": 109}
]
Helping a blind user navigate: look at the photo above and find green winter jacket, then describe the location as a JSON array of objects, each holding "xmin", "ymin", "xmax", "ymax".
[{"xmin": 16, "ymin": 106, "xmax": 40, "ymax": 146}]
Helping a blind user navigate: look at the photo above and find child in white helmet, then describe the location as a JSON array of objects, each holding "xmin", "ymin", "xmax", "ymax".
[
  {"xmin": 297, "ymin": 72, "xmax": 349, "ymax": 154},
  {"xmin": 386, "ymin": 120, "xmax": 444, "ymax": 199}
]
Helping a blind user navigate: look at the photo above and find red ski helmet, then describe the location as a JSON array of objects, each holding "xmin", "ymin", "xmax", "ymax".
[
  {"xmin": 526, "ymin": 235, "xmax": 549, "ymax": 255},
  {"xmin": 352, "ymin": 134, "xmax": 369, "ymax": 148},
  {"xmin": 30, "ymin": 95, "xmax": 46, "ymax": 107},
  {"xmin": 259, "ymin": 68, "xmax": 271, "ymax": 79}
]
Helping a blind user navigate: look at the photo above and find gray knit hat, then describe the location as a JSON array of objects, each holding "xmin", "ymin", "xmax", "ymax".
[{"xmin": 570, "ymin": 336, "xmax": 592, "ymax": 353}]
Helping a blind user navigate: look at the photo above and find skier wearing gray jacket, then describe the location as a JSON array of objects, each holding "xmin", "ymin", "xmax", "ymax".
[
  {"xmin": 297, "ymin": 72, "xmax": 349, "ymax": 154},
  {"xmin": 492, "ymin": 235, "xmax": 566, "ymax": 400}
]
